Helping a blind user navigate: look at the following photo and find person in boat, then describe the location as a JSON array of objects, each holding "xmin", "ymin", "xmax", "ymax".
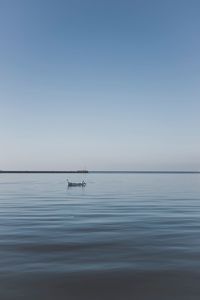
[{"xmin": 67, "ymin": 179, "xmax": 86, "ymax": 186}]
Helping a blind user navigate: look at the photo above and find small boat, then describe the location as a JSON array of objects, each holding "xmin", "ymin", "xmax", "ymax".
[{"xmin": 67, "ymin": 179, "xmax": 86, "ymax": 187}]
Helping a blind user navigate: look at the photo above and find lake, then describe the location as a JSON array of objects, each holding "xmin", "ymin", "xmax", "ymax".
[{"xmin": 0, "ymin": 173, "xmax": 200, "ymax": 299}]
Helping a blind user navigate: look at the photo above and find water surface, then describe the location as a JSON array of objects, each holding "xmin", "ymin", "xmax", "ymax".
[{"xmin": 0, "ymin": 173, "xmax": 200, "ymax": 299}]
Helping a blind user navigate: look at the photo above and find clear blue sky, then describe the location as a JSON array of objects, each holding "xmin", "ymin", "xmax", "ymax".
[{"xmin": 0, "ymin": 0, "xmax": 199, "ymax": 170}]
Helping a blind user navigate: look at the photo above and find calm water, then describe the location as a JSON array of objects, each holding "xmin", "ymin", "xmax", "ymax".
[{"xmin": 0, "ymin": 173, "xmax": 200, "ymax": 300}]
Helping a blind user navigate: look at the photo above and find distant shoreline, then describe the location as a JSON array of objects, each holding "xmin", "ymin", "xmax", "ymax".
[
  {"xmin": 0, "ymin": 171, "xmax": 199, "ymax": 174},
  {"xmin": 0, "ymin": 170, "xmax": 89, "ymax": 174}
]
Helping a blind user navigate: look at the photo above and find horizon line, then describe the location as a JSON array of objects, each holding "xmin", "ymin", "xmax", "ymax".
[{"xmin": 0, "ymin": 170, "xmax": 200, "ymax": 174}]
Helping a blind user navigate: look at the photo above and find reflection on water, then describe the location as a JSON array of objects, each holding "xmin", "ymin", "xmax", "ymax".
[{"xmin": 0, "ymin": 173, "xmax": 200, "ymax": 299}]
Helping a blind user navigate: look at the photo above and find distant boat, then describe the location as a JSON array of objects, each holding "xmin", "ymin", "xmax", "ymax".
[{"xmin": 67, "ymin": 180, "xmax": 86, "ymax": 187}]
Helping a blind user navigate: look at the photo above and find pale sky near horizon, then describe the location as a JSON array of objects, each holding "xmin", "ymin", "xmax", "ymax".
[{"xmin": 0, "ymin": 0, "xmax": 200, "ymax": 170}]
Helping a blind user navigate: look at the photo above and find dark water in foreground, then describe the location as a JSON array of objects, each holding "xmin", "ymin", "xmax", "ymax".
[{"xmin": 0, "ymin": 173, "xmax": 200, "ymax": 300}]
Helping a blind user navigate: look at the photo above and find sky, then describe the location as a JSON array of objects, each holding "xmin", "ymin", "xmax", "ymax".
[{"xmin": 0, "ymin": 0, "xmax": 200, "ymax": 171}]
